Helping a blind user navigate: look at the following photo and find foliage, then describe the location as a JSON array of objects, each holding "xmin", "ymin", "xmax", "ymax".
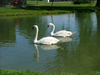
[
  {"xmin": 73, "ymin": 0, "xmax": 91, "ymax": 4},
  {"xmin": 73, "ymin": 0, "xmax": 81, "ymax": 4}
]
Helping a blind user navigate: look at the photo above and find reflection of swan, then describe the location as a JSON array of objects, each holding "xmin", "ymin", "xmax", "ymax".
[
  {"xmin": 34, "ymin": 44, "xmax": 63, "ymax": 62},
  {"xmin": 47, "ymin": 23, "xmax": 75, "ymax": 37},
  {"xmin": 56, "ymin": 37, "xmax": 75, "ymax": 43},
  {"xmin": 31, "ymin": 25, "xmax": 60, "ymax": 45},
  {"xmin": 37, "ymin": 44, "xmax": 61, "ymax": 50},
  {"xmin": 34, "ymin": 44, "xmax": 39, "ymax": 62}
]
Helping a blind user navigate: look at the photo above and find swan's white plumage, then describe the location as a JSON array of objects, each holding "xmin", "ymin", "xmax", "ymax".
[
  {"xmin": 31, "ymin": 25, "xmax": 60, "ymax": 45},
  {"xmin": 35, "ymin": 36, "xmax": 59, "ymax": 45},
  {"xmin": 47, "ymin": 23, "xmax": 75, "ymax": 37}
]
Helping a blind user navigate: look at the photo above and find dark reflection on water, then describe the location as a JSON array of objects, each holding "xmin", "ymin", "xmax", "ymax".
[{"xmin": 0, "ymin": 12, "xmax": 100, "ymax": 74}]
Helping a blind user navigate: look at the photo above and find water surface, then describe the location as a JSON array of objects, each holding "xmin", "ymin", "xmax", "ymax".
[{"xmin": 0, "ymin": 12, "xmax": 100, "ymax": 74}]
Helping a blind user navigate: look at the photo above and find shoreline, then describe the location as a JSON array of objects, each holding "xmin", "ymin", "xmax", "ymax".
[
  {"xmin": 0, "ymin": 1, "xmax": 99, "ymax": 17},
  {"xmin": 0, "ymin": 6, "xmax": 99, "ymax": 17}
]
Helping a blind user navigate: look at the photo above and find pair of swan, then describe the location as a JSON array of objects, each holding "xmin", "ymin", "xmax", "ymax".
[{"xmin": 31, "ymin": 23, "xmax": 75, "ymax": 45}]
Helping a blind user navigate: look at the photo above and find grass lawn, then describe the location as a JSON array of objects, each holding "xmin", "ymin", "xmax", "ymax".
[
  {"xmin": 27, "ymin": 1, "xmax": 96, "ymax": 6},
  {"xmin": 0, "ymin": 69, "xmax": 100, "ymax": 75},
  {"xmin": 0, "ymin": 1, "xmax": 99, "ymax": 17}
]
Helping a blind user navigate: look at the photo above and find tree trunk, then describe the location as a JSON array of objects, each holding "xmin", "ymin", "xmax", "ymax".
[
  {"xmin": 95, "ymin": 0, "xmax": 100, "ymax": 7},
  {"xmin": 51, "ymin": 0, "xmax": 53, "ymax": 6},
  {"xmin": 37, "ymin": 0, "xmax": 38, "ymax": 5}
]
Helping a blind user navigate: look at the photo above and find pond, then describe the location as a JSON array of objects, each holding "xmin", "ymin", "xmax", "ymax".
[{"xmin": 0, "ymin": 12, "xmax": 100, "ymax": 74}]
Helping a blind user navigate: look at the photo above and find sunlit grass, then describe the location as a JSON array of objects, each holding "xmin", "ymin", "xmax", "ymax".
[
  {"xmin": 0, "ymin": 6, "xmax": 72, "ymax": 17},
  {"xmin": 27, "ymin": 1, "xmax": 96, "ymax": 7},
  {"xmin": 1, "ymin": 69, "xmax": 100, "ymax": 75}
]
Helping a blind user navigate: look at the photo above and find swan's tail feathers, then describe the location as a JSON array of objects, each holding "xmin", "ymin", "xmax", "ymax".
[{"xmin": 72, "ymin": 32, "xmax": 76, "ymax": 35}]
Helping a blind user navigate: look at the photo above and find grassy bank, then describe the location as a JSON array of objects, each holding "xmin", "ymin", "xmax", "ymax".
[
  {"xmin": 0, "ymin": 1, "xmax": 99, "ymax": 17},
  {"xmin": 0, "ymin": 69, "xmax": 100, "ymax": 75},
  {"xmin": 0, "ymin": 6, "xmax": 72, "ymax": 17}
]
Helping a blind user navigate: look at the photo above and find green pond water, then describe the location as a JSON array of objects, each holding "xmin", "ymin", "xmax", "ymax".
[{"xmin": 0, "ymin": 12, "xmax": 100, "ymax": 74}]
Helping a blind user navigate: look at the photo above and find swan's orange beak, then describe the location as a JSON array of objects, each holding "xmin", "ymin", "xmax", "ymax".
[
  {"xmin": 31, "ymin": 27, "xmax": 34, "ymax": 30},
  {"xmin": 47, "ymin": 25, "xmax": 49, "ymax": 29}
]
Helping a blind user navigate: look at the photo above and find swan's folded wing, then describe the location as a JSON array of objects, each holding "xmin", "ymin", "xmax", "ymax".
[
  {"xmin": 38, "ymin": 37, "xmax": 59, "ymax": 45},
  {"xmin": 54, "ymin": 30, "xmax": 71, "ymax": 36}
]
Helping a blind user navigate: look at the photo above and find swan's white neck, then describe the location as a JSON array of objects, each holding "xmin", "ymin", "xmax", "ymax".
[
  {"xmin": 51, "ymin": 24, "xmax": 55, "ymax": 35},
  {"xmin": 34, "ymin": 26, "xmax": 38, "ymax": 43}
]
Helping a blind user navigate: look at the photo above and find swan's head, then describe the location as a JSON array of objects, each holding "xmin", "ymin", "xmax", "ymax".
[
  {"xmin": 48, "ymin": 23, "xmax": 54, "ymax": 26},
  {"xmin": 31, "ymin": 25, "xmax": 38, "ymax": 30},
  {"xmin": 47, "ymin": 23, "xmax": 54, "ymax": 29}
]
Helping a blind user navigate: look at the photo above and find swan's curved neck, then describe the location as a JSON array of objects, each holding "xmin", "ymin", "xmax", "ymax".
[
  {"xmin": 51, "ymin": 24, "xmax": 55, "ymax": 35},
  {"xmin": 34, "ymin": 26, "xmax": 38, "ymax": 43}
]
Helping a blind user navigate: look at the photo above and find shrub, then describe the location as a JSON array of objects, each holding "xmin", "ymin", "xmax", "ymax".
[
  {"xmin": 73, "ymin": 0, "xmax": 81, "ymax": 4},
  {"xmin": 73, "ymin": 0, "xmax": 91, "ymax": 4}
]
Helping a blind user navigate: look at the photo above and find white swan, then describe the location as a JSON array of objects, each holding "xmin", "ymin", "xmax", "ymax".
[
  {"xmin": 47, "ymin": 23, "xmax": 75, "ymax": 37},
  {"xmin": 31, "ymin": 25, "xmax": 60, "ymax": 45}
]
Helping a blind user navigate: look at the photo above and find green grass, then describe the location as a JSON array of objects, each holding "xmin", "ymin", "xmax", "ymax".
[
  {"xmin": 0, "ymin": 69, "xmax": 51, "ymax": 75},
  {"xmin": 0, "ymin": 1, "xmax": 99, "ymax": 17},
  {"xmin": 27, "ymin": 1, "xmax": 96, "ymax": 7},
  {"xmin": 0, "ymin": 69, "xmax": 100, "ymax": 75},
  {"xmin": 0, "ymin": 6, "xmax": 72, "ymax": 17}
]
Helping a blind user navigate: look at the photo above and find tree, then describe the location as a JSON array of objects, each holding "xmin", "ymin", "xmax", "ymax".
[{"xmin": 95, "ymin": 0, "xmax": 100, "ymax": 7}]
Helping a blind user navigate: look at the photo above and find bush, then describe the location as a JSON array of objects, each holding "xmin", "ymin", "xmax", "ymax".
[
  {"xmin": 82, "ymin": 0, "xmax": 91, "ymax": 3},
  {"xmin": 73, "ymin": 0, "xmax": 81, "ymax": 4},
  {"xmin": 73, "ymin": 0, "xmax": 91, "ymax": 4}
]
